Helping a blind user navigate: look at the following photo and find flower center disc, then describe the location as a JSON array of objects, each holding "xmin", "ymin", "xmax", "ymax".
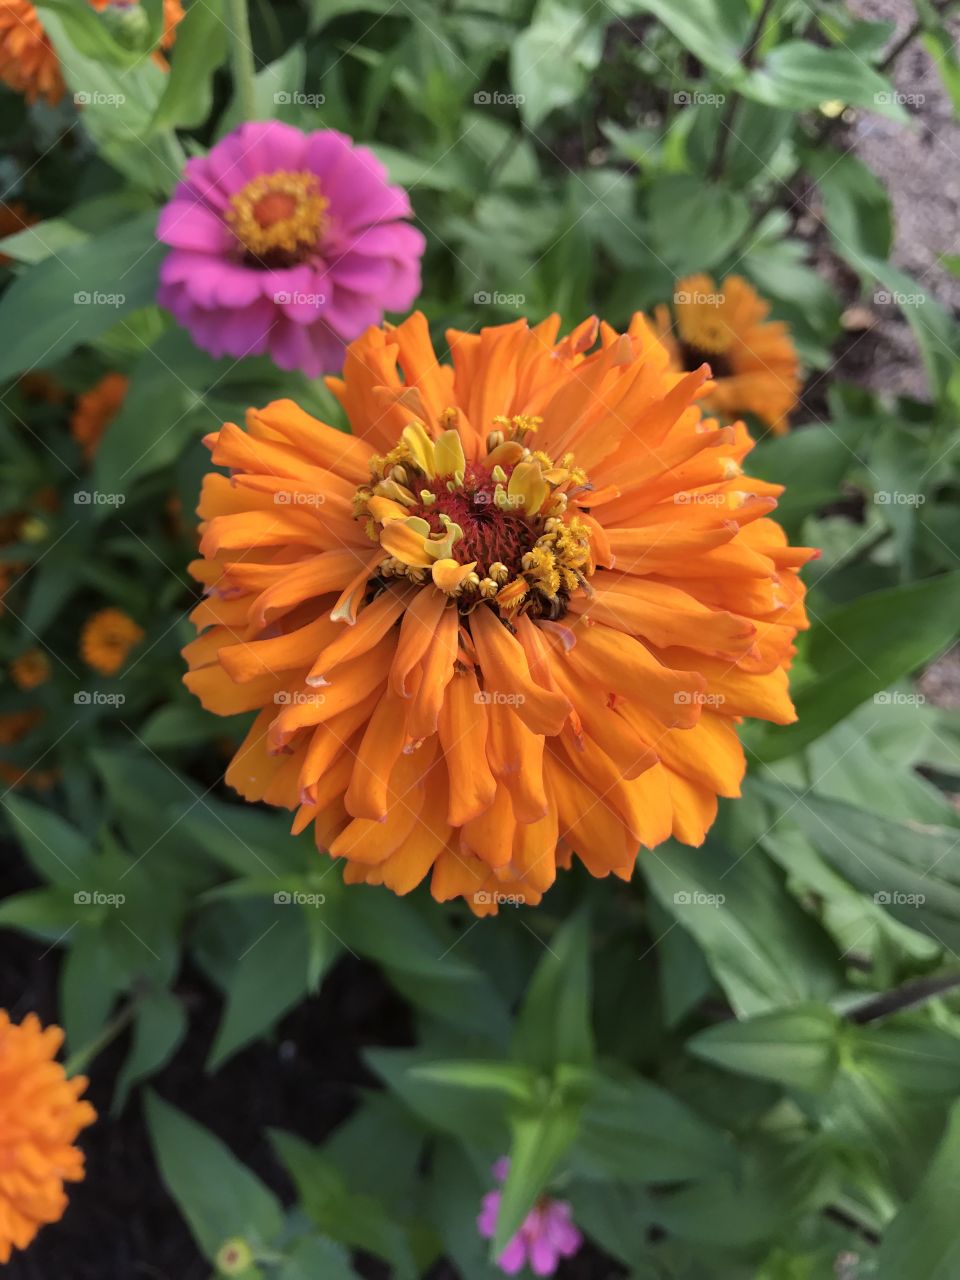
[
  {"xmin": 226, "ymin": 170, "xmax": 328, "ymax": 266},
  {"xmin": 353, "ymin": 414, "xmax": 595, "ymax": 620}
]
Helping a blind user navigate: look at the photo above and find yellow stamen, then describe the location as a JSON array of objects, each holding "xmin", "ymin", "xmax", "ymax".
[{"xmin": 226, "ymin": 170, "xmax": 328, "ymax": 259}]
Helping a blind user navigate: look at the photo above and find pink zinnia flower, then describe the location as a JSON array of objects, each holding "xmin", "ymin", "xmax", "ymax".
[
  {"xmin": 478, "ymin": 1158, "xmax": 583, "ymax": 1276},
  {"xmin": 156, "ymin": 121, "xmax": 425, "ymax": 376}
]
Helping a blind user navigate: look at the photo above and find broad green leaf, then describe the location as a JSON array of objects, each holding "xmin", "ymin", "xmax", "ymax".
[
  {"xmin": 690, "ymin": 1004, "xmax": 843, "ymax": 1092},
  {"xmin": 144, "ymin": 1092, "xmax": 284, "ymax": 1261},
  {"xmin": 114, "ymin": 989, "xmax": 187, "ymax": 1113},
  {"xmin": 511, "ymin": 0, "xmax": 605, "ymax": 129},
  {"xmin": 513, "ymin": 909, "xmax": 592, "ymax": 1072},
  {"xmin": 276, "ymin": 1237, "xmax": 360, "ymax": 1280},
  {"xmin": 0, "ymin": 213, "xmax": 163, "ymax": 380},
  {"xmin": 642, "ymin": 839, "xmax": 842, "ymax": 1015},
  {"xmin": 748, "ymin": 420, "xmax": 869, "ymax": 528},
  {"xmin": 863, "ymin": 256, "xmax": 958, "ymax": 401},
  {"xmin": 411, "ymin": 1060, "xmax": 538, "ymax": 1102},
  {"xmin": 366, "ymin": 1048, "xmax": 512, "ymax": 1148},
  {"xmin": 745, "ymin": 41, "xmax": 908, "ymax": 121},
  {"xmin": 150, "ymin": 0, "xmax": 229, "ymax": 131},
  {"xmin": 60, "ymin": 931, "xmax": 128, "ymax": 1052},
  {"xmin": 805, "ymin": 148, "xmax": 893, "ymax": 268},
  {"xmin": 495, "ymin": 1098, "xmax": 581, "ymax": 1254},
  {"xmin": 271, "ymin": 1131, "xmax": 418, "ymax": 1279},
  {"xmin": 574, "ymin": 1069, "xmax": 735, "ymax": 1183},
  {"xmin": 877, "ymin": 1098, "xmax": 960, "ymax": 1279},
  {"xmin": 627, "ymin": 0, "xmax": 752, "ymax": 76},
  {"xmin": 749, "ymin": 573, "xmax": 960, "ymax": 761},
  {"xmin": 2, "ymin": 794, "xmax": 94, "ymax": 885},
  {"xmin": 646, "ymin": 174, "xmax": 751, "ymax": 272},
  {"xmin": 207, "ymin": 906, "xmax": 318, "ymax": 1071}
]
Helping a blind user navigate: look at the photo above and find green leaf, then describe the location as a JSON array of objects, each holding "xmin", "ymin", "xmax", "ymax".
[
  {"xmin": 805, "ymin": 149, "xmax": 893, "ymax": 268},
  {"xmin": 2, "ymin": 794, "xmax": 94, "ymax": 885},
  {"xmin": 411, "ymin": 1060, "xmax": 538, "ymax": 1102},
  {"xmin": 511, "ymin": 0, "xmax": 606, "ymax": 128},
  {"xmin": 0, "ymin": 213, "xmax": 163, "ymax": 380},
  {"xmin": 642, "ymin": 839, "xmax": 842, "ymax": 1015},
  {"xmin": 512, "ymin": 909, "xmax": 592, "ymax": 1072},
  {"xmin": 745, "ymin": 41, "xmax": 908, "ymax": 120},
  {"xmin": 690, "ymin": 1004, "xmax": 843, "ymax": 1092},
  {"xmin": 144, "ymin": 1092, "xmax": 284, "ymax": 1261},
  {"xmin": 877, "ymin": 1098, "xmax": 960, "ymax": 1279},
  {"xmin": 150, "ymin": 0, "xmax": 229, "ymax": 131},
  {"xmin": 495, "ymin": 1098, "xmax": 581, "ymax": 1254},
  {"xmin": 628, "ymin": 0, "xmax": 752, "ymax": 76},
  {"xmin": 646, "ymin": 175, "xmax": 750, "ymax": 272},
  {"xmin": 276, "ymin": 1236, "xmax": 360, "ymax": 1280},
  {"xmin": 748, "ymin": 420, "xmax": 869, "ymax": 528},
  {"xmin": 207, "ymin": 907, "xmax": 318, "ymax": 1071},
  {"xmin": 114, "ymin": 989, "xmax": 187, "ymax": 1113},
  {"xmin": 749, "ymin": 573, "xmax": 960, "ymax": 762},
  {"xmin": 271, "ymin": 1131, "xmax": 419, "ymax": 1279},
  {"xmin": 574, "ymin": 1069, "xmax": 735, "ymax": 1183}
]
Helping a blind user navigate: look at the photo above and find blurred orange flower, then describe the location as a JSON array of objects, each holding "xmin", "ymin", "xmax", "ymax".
[
  {"xmin": 184, "ymin": 312, "xmax": 814, "ymax": 913},
  {"xmin": 0, "ymin": 0, "xmax": 184, "ymax": 105},
  {"xmin": 71, "ymin": 372, "xmax": 129, "ymax": 462},
  {"xmin": 655, "ymin": 273, "xmax": 800, "ymax": 435},
  {"xmin": 10, "ymin": 648, "xmax": 50, "ymax": 690},
  {"xmin": 0, "ymin": 1010, "xmax": 96, "ymax": 1264},
  {"xmin": 80, "ymin": 607, "xmax": 143, "ymax": 675}
]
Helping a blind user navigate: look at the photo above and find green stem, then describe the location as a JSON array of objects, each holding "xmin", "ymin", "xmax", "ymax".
[
  {"xmin": 226, "ymin": 0, "xmax": 258, "ymax": 123},
  {"xmin": 64, "ymin": 995, "xmax": 143, "ymax": 1077}
]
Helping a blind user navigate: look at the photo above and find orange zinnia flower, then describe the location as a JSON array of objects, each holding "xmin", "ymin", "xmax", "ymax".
[
  {"xmin": 654, "ymin": 274, "xmax": 800, "ymax": 435},
  {"xmin": 10, "ymin": 648, "xmax": 50, "ymax": 690},
  {"xmin": 0, "ymin": 0, "xmax": 183, "ymax": 105},
  {"xmin": 71, "ymin": 372, "xmax": 129, "ymax": 461},
  {"xmin": 0, "ymin": 1011, "xmax": 96, "ymax": 1263},
  {"xmin": 184, "ymin": 312, "xmax": 814, "ymax": 914},
  {"xmin": 80, "ymin": 607, "xmax": 143, "ymax": 675}
]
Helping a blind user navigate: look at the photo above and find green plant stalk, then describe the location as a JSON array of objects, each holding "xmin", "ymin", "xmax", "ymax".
[
  {"xmin": 226, "ymin": 0, "xmax": 258, "ymax": 123},
  {"xmin": 64, "ymin": 995, "xmax": 144, "ymax": 1078}
]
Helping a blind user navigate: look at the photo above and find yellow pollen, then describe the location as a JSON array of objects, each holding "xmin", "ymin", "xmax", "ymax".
[
  {"xmin": 226, "ymin": 170, "xmax": 328, "ymax": 260},
  {"xmin": 676, "ymin": 299, "xmax": 733, "ymax": 356}
]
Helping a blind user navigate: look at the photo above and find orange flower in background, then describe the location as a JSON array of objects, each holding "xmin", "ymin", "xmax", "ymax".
[
  {"xmin": 71, "ymin": 372, "xmax": 128, "ymax": 461},
  {"xmin": 0, "ymin": 0, "xmax": 184, "ymax": 106},
  {"xmin": 0, "ymin": 709, "xmax": 56, "ymax": 789},
  {"xmin": 0, "ymin": 1011, "xmax": 95, "ymax": 1263},
  {"xmin": 10, "ymin": 648, "xmax": 50, "ymax": 690},
  {"xmin": 184, "ymin": 312, "xmax": 815, "ymax": 914},
  {"xmin": 80, "ymin": 607, "xmax": 143, "ymax": 675},
  {"xmin": 0, "ymin": 0, "xmax": 62, "ymax": 104},
  {"xmin": 654, "ymin": 273, "xmax": 801, "ymax": 435}
]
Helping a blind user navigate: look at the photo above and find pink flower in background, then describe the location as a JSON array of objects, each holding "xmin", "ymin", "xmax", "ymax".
[
  {"xmin": 156, "ymin": 121, "xmax": 425, "ymax": 376},
  {"xmin": 478, "ymin": 1158, "xmax": 583, "ymax": 1276}
]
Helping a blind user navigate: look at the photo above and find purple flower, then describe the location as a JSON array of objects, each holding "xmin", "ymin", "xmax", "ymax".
[
  {"xmin": 156, "ymin": 121, "xmax": 425, "ymax": 376},
  {"xmin": 477, "ymin": 1159, "xmax": 583, "ymax": 1276}
]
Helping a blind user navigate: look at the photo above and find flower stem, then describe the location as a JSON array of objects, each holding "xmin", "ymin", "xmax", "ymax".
[
  {"xmin": 226, "ymin": 0, "xmax": 258, "ymax": 123},
  {"xmin": 64, "ymin": 995, "xmax": 144, "ymax": 1077}
]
